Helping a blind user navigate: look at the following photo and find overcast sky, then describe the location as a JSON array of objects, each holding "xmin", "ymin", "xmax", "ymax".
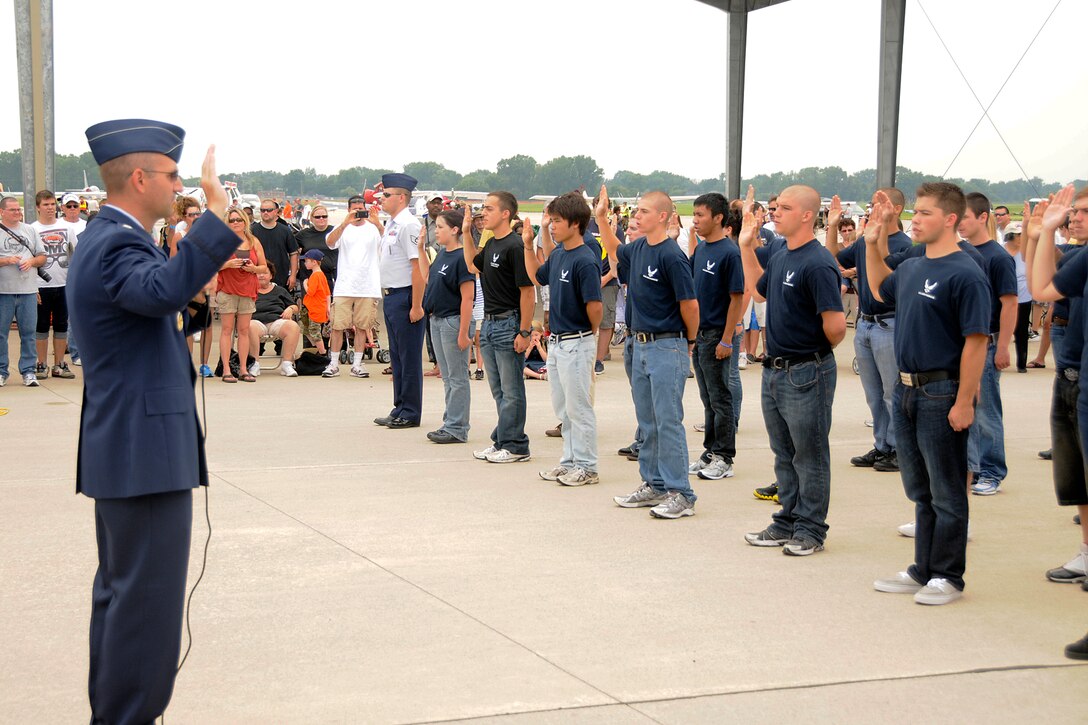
[{"xmin": 2, "ymin": 0, "xmax": 1085, "ymax": 186}]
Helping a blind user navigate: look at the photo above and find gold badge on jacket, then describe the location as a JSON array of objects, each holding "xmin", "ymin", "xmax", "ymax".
[{"xmin": 176, "ymin": 312, "xmax": 184, "ymax": 331}]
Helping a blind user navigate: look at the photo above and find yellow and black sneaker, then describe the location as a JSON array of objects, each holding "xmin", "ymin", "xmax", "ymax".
[{"xmin": 753, "ymin": 482, "xmax": 779, "ymax": 503}]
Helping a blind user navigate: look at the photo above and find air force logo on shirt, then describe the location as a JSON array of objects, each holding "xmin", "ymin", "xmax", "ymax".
[
  {"xmin": 560, "ymin": 269, "xmax": 571, "ymax": 283},
  {"xmin": 920, "ymin": 279, "xmax": 938, "ymax": 300},
  {"xmin": 784, "ymin": 270, "xmax": 796, "ymax": 287},
  {"xmin": 643, "ymin": 265, "xmax": 659, "ymax": 282},
  {"xmin": 490, "ymin": 253, "xmax": 501, "ymax": 268},
  {"xmin": 438, "ymin": 263, "xmax": 449, "ymax": 276},
  {"xmin": 702, "ymin": 260, "xmax": 716, "ymax": 275}
]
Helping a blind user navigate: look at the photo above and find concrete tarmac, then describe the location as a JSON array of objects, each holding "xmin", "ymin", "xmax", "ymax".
[{"xmin": 1, "ymin": 328, "xmax": 1086, "ymax": 723}]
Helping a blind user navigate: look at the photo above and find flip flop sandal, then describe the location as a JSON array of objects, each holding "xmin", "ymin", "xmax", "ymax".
[
  {"xmin": 222, "ymin": 374, "xmax": 238, "ymax": 383},
  {"xmin": 240, "ymin": 373, "xmax": 257, "ymax": 382}
]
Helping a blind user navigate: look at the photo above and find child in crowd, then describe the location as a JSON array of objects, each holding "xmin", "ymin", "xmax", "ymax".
[
  {"xmin": 301, "ymin": 249, "xmax": 330, "ymax": 355},
  {"xmin": 523, "ymin": 319, "xmax": 548, "ymax": 380}
]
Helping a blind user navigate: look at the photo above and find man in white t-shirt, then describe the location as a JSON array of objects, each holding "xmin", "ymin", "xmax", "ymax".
[
  {"xmin": 31, "ymin": 190, "xmax": 78, "ymax": 378},
  {"xmin": 323, "ymin": 194, "xmax": 382, "ymax": 378},
  {"xmin": 60, "ymin": 193, "xmax": 88, "ymax": 237}
]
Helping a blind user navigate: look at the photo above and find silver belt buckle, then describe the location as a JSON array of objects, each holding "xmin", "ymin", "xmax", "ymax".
[
  {"xmin": 771, "ymin": 357, "xmax": 787, "ymax": 370},
  {"xmin": 635, "ymin": 332, "xmax": 650, "ymax": 344}
]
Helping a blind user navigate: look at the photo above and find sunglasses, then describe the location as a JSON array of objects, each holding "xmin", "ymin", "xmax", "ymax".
[
  {"xmin": 260, "ymin": 208, "xmax": 276, "ymax": 213},
  {"xmin": 228, "ymin": 218, "xmax": 245, "ymax": 223},
  {"xmin": 311, "ymin": 214, "xmax": 328, "ymax": 219},
  {"xmin": 185, "ymin": 211, "xmax": 201, "ymax": 218},
  {"xmin": 65, "ymin": 204, "xmax": 80, "ymax": 208}
]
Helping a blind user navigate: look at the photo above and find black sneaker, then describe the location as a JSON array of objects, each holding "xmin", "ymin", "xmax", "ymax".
[
  {"xmin": 618, "ymin": 445, "xmax": 635, "ymax": 456},
  {"xmin": 873, "ymin": 451, "xmax": 900, "ymax": 472},
  {"xmin": 35, "ymin": 361, "xmax": 47, "ymax": 376},
  {"xmin": 473, "ymin": 369, "xmax": 484, "ymax": 380},
  {"xmin": 850, "ymin": 448, "xmax": 883, "ymax": 467},
  {"xmin": 1039, "ymin": 449, "xmax": 1053, "ymax": 460},
  {"xmin": 754, "ymin": 483, "xmax": 779, "ymax": 502},
  {"xmin": 1066, "ymin": 632, "xmax": 1088, "ymax": 660}
]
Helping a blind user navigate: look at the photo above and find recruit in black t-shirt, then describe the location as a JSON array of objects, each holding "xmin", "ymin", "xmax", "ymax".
[
  {"xmin": 756, "ymin": 239, "xmax": 843, "ymax": 358},
  {"xmin": 617, "ymin": 244, "xmax": 632, "ymax": 328},
  {"xmin": 473, "ymin": 233, "xmax": 532, "ymax": 315},
  {"xmin": 971, "ymin": 240, "xmax": 1017, "ymax": 334},
  {"xmin": 878, "ymin": 251, "xmax": 990, "ymax": 374},
  {"xmin": 424, "ymin": 247, "xmax": 476, "ymax": 318},
  {"xmin": 887, "ymin": 240, "xmax": 986, "ymax": 272},
  {"xmin": 691, "ymin": 237, "xmax": 744, "ymax": 329},
  {"xmin": 616, "ymin": 237, "xmax": 695, "ymax": 335},
  {"xmin": 837, "ymin": 230, "xmax": 912, "ymax": 316},
  {"xmin": 537, "ymin": 243, "xmax": 602, "ymax": 334},
  {"xmin": 1052, "ymin": 246, "xmax": 1088, "ymax": 371},
  {"xmin": 755, "ymin": 232, "xmax": 787, "ymax": 268}
]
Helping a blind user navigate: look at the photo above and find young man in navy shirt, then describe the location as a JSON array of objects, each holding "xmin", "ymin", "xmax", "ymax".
[
  {"xmin": 524, "ymin": 192, "xmax": 603, "ymax": 486},
  {"xmin": 739, "ymin": 185, "xmax": 846, "ymax": 555},
  {"xmin": 959, "ymin": 192, "xmax": 1017, "ymax": 495},
  {"xmin": 826, "ymin": 190, "xmax": 913, "ymax": 474},
  {"xmin": 1029, "ymin": 185, "xmax": 1088, "ymax": 603},
  {"xmin": 597, "ymin": 187, "xmax": 700, "ymax": 519},
  {"xmin": 688, "ymin": 193, "xmax": 745, "ymax": 480},
  {"xmin": 865, "ymin": 184, "xmax": 990, "ymax": 606},
  {"xmin": 462, "ymin": 191, "xmax": 535, "ymax": 463}
]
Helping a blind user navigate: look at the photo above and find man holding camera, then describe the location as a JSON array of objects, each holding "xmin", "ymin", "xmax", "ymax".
[
  {"xmin": 324, "ymin": 194, "xmax": 382, "ymax": 378},
  {"xmin": 0, "ymin": 196, "xmax": 47, "ymax": 387}
]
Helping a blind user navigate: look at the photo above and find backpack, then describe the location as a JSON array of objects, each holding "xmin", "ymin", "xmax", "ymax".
[{"xmin": 292, "ymin": 350, "xmax": 329, "ymax": 376}]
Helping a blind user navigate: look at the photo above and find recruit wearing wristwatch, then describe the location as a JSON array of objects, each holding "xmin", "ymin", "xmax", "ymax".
[{"xmin": 518, "ymin": 329, "xmax": 531, "ymax": 338}]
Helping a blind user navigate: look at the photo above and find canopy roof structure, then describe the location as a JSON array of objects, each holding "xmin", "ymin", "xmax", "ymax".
[{"xmin": 695, "ymin": 0, "xmax": 906, "ymax": 198}]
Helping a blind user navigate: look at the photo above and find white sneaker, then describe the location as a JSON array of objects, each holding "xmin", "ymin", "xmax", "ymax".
[
  {"xmin": 874, "ymin": 571, "xmax": 923, "ymax": 594},
  {"xmin": 248, "ymin": 361, "xmax": 261, "ymax": 377},
  {"xmin": 697, "ymin": 454, "xmax": 734, "ymax": 480},
  {"xmin": 279, "ymin": 360, "xmax": 298, "ymax": 377},
  {"xmin": 321, "ymin": 363, "xmax": 340, "ymax": 378},
  {"xmin": 558, "ymin": 467, "xmax": 599, "ymax": 486},
  {"xmin": 473, "ymin": 444, "xmax": 498, "ymax": 461},
  {"xmin": 738, "ymin": 355, "xmax": 747, "ymax": 370},
  {"xmin": 539, "ymin": 465, "xmax": 571, "ymax": 481},
  {"xmin": 688, "ymin": 456, "xmax": 710, "ymax": 475},
  {"xmin": 0, "ymin": 374, "xmax": 5, "ymax": 387},
  {"xmin": 350, "ymin": 365, "xmax": 369, "ymax": 378},
  {"xmin": 914, "ymin": 577, "xmax": 963, "ymax": 605},
  {"xmin": 23, "ymin": 373, "xmax": 39, "ymax": 387},
  {"xmin": 897, "ymin": 521, "xmax": 916, "ymax": 537},
  {"xmin": 485, "ymin": 449, "xmax": 531, "ymax": 464},
  {"xmin": 193, "ymin": 331, "xmax": 201, "ymax": 342}
]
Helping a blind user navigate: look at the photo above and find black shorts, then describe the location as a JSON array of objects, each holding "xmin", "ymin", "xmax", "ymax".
[
  {"xmin": 36, "ymin": 286, "xmax": 68, "ymax": 335},
  {"xmin": 1052, "ymin": 374, "xmax": 1088, "ymax": 506}
]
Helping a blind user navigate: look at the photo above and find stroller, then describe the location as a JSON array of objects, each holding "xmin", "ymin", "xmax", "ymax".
[{"xmin": 337, "ymin": 324, "xmax": 390, "ymax": 365}]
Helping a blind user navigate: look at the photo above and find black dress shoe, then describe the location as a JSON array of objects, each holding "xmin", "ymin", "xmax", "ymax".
[
  {"xmin": 387, "ymin": 417, "xmax": 420, "ymax": 429},
  {"xmin": 618, "ymin": 445, "xmax": 634, "ymax": 456},
  {"xmin": 427, "ymin": 430, "xmax": 463, "ymax": 444},
  {"xmin": 373, "ymin": 416, "xmax": 393, "ymax": 426},
  {"xmin": 626, "ymin": 451, "xmax": 639, "ymax": 461},
  {"xmin": 1039, "ymin": 449, "xmax": 1053, "ymax": 460},
  {"xmin": 1067, "ymin": 632, "xmax": 1088, "ymax": 659}
]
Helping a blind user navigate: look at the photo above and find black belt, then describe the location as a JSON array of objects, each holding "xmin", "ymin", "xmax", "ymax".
[
  {"xmin": 859, "ymin": 313, "xmax": 894, "ymax": 324},
  {"xmin": 484, "ymin": 310, "xmax": 517, "ymax": 320},
  {"xmin": 1053, "ymin": 316, "xmax": 1069, "ymax": 327},
  {"xmin": 551, "ymin": 330, "xmax": 593, "ymax": 342},
  {"xmin": 698, "ymin": 326, "xmax": 725, "ymax": 335},
  {"xmin": 762, "ymin": 352, "xmax": 824, "ymax": 370},
  {"xmin": 899, "ymin": 370, "xmax": 957, "ymax": 387},
  {"xmin": 1060, "ymin": 368, "xmax": 1080, "ymax": 382},
  {"xmin": 382, "ymin": 285, "xmax": 411, "ymax": 296},
  {"xmin": 633, "ymin": 331, "xmax": 682, "ymax": 343}
]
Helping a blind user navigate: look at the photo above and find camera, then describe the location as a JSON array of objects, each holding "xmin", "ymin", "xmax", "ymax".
[
  {"xmin": 354, "ymin": 210, "xmax": 369, "ymax": 219},
  {"xmin": 37, "ymin": 267, "xmax": 52, "ymax": 283}
]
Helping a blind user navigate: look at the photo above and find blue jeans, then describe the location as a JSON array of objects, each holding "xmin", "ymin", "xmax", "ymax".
[
  {"xmin": 728, "ymin": 331, "xmax": 743, "ymax": 427},
  {"xmin": 430, "ymin": 315, "xmax": 474, "ymax": 441},
  {"xmin": 1050, "ymin": 322, "xmax": 1066, "ymax": 362},
  {"xmin": 549, "ymin": 334, "xmax": 598, "ymax": 471},
  {"xmin": 854, "ymin": 317, "xmax": 898, "ymax": 453},
  {"xmin": 0, "ymin": 293, "xmax": 38, "ymax": 377},
  {"xmin": 630, "ymin": 337, "xmax": 694, "ymax": 500},
  {"xmin": 480, "ymin": 315, "xmax": 529, "ymax": 455},
  {"xmin": 894, "ymin": 380, "xmax": 970, "ymax": 591},
  {"xmin": 967, "ymin": 344, "xmax": 1007, "ymax": 482},
  {"xmin": 622, "ymin": 332, "xmax": 643, "ymax": 452},
  {"xmin": 761, "ymin": 355, "xmax": 836, "ymax": 543},
  {"xmin": 693, "ymin": 328, "xmax": 736, "ymax": 462}
]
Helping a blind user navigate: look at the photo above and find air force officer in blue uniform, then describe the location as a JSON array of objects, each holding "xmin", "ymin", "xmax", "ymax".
[{"xmin": 66, "ymin": 120, "xmax": 240, "ymax": 724}]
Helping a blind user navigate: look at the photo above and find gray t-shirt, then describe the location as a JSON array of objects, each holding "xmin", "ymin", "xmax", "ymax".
[{"xmin": 0, "ymin": 222, "xmax": 45, "ymax": 294}]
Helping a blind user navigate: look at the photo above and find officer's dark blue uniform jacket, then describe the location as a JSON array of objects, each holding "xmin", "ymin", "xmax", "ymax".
[{"xmin": 66, "ymin": 205, "xmax": 239, "ymax": 499}]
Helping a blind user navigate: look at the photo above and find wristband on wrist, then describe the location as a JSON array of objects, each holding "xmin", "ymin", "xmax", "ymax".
[{"xmin": 718, "ymin": 341, "xmax": 733, "ymax": 349}]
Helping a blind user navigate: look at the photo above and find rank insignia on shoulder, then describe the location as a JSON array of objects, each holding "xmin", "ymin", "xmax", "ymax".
[{"xmin": 176, "ymin": 312, "xmax": 184, "ymax": 331}]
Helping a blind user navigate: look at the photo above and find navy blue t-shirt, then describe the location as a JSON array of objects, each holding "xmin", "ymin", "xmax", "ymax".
[
  {"xmin": 887, "ymin": 240, "xmax": 985, "ymax": 271},
  {"xmin": 536, "ymin": 243, "xmax": 603, "ymax": 334},
  {"xmin": 424, "ymin": 247, "xmax": 475, "ymax": 318},
  {"xmin": 691, "ymin": 237, "xmax": 744, "ymax": 329},
  {"xmin": 1052, "ymin": 246, "xmax": 1088, "ymax": 371},
  {"xmin": 837, "ymin": 230, "xmax": 912, "ymax": 316},
  {"xmin": 617, "ymin": 236, "xmax": 695, "ymax": 334},
  {"xmin": 1051, "ymin": 244, "xmax": 1081, "ymax": 323},
  {"xmin": 755, "ymin": 231, "xmax": 787, "ymax": 268},
  {"xmin": 971, "ymin": 240, "xmax": 1017, "ymax": 333},
  {"xmin": 583, "ymin": 226, "xmax": 618, "ymax": 288},
  {"xmin": 617, "ymin": 245, "xmax": 632, "ymax": 328},
  {"xmin": 756, "ymin": 239, "xmax": 844, "ymax": 357},
  {"xmin": 878, "ymin": 251, "xmax": 990, "ymax": 374}
]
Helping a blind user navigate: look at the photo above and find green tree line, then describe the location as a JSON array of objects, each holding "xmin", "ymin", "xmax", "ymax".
[{"xmin": 1, "ymin": 149, "xmax": 1081, "ymax": 203}]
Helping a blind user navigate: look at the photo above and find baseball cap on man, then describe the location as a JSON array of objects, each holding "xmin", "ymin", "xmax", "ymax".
[{"xmin": 61, "ymin": 193, "xmax": 81, "ymax": 206}]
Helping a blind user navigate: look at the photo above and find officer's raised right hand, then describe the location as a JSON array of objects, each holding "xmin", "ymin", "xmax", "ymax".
[{"xmin": 202, "ymin": 146, "xmax": 229, "ymax": 217}]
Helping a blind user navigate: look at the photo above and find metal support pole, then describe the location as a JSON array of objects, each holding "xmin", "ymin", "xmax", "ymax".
[
  {"xmin": 725, "ymin": 9, "xmax": 748, "ymax": 200},
  {"xmin": 14, "ymin": 0, "xmax": 54, "ymax": 220},
  {"xmin": 876, "ymin": 0, "xmax": 906, "ymax": 190}
]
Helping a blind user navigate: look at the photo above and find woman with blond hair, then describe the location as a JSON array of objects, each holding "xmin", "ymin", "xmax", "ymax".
[{"xmin": 218, "ymin": 206, "xmax": 267, "ymax": 382}]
